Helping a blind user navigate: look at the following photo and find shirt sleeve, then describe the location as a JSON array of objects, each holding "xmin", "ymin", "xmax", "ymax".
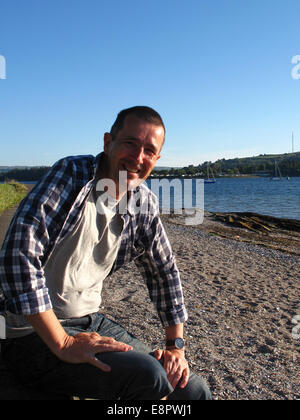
[
  {"xmin": 134, "ymin": 200, "xmax": 188, "ymax": 327},
  {"xmin": 0, "ymin": 158, "xmax": 75, "ymax": 315}
]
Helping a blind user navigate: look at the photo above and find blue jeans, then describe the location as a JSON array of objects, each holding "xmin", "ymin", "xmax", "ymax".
[{"xmin": 1, "ymin": 313, "xmax": 211, "ymax": 400}]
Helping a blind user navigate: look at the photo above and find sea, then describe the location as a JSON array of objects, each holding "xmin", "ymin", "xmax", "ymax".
[
  {"xmin": 2, "ymin": 177, "xmax": 300, "ymax": 221},
  {"xmin": 146, "ymin": 177, "xmax": 300, "ymax": 221}
]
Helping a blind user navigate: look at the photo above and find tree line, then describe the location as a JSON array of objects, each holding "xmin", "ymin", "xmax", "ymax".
[
  {"xmin": 152, "ymin": 152, "xmax": 300, "ymax": 177},
  {"xmin": 0, "ymin": 167, "xmax": 50, "ymax": 182},
  {"xmin": 1, "ymin": 152, "xmax": 300, "ymax": 181}
]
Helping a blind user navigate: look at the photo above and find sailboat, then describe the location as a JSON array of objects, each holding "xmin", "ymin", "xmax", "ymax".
[
  {"xmin": 270, "ymin": 161, "xmax": 282, "ymax": 181},
  {"xmin": 204, "ymin": 163, "xmax": 216, "ymax": 184}
]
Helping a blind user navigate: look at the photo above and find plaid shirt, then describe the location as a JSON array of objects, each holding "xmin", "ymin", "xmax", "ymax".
[{"xmin": 0, "ymin": 154, "xmax": 188, "ymax": 327}]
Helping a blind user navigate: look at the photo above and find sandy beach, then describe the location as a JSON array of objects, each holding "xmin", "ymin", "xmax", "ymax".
[{"xmin": 0, "ymin": 189, "xmax": 299, "ymax": 400}]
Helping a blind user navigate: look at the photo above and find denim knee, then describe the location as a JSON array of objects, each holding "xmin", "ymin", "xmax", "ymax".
[
  {"xmin": 127, "ymin": 352, "xmax": 173, "ymax": 400},
  {"xmin": 168, "ymin": 372, "xmax": 212, "ymax": 400},
  {"xmin": 98, "ymin": 351, "xmax": 173, "ymax": 400}
]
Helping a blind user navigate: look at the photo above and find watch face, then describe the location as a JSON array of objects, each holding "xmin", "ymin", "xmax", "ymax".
[{"xmin": 175, "ymin": 338, "xmax": 185, "ymax": 349}]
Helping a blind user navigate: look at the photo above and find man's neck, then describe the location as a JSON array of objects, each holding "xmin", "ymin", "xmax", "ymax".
[{"xmin": 95, "ymin": 154, "xmax": 127, "ymax": 201}]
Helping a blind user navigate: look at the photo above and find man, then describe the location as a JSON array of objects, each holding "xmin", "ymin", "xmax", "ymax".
[{"xmin": 0, "ymin": 106, "xmax": 211, "ymax": 400}]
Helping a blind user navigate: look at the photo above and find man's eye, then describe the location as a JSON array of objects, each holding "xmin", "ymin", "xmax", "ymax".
[{"xmin": 145, "ymin": 149, "xmax": 155, "ymax": 156}]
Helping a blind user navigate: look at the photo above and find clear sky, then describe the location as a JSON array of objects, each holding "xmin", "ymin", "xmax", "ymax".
[{"xmin": 0, "ymin": 0, "xmax": 300, "ymax": 167}]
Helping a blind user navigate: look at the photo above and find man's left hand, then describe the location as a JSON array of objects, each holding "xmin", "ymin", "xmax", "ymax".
[{"xmin": 154, "ymin": 349, "xmax": 190, "ymax": 390}]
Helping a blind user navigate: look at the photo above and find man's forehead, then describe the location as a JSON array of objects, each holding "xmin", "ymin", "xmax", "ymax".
[
  {"xmin": 122, "ymin": 114, "xmax": 163, "ymax": 132},
  {"xmin": 115, "ymin": 114, "xmax": 163, "ymax": 143}
]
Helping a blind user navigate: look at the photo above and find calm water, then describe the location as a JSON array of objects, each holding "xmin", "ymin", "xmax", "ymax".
[
  {"xmin": 2, "ymin": 178, "xmax": 300, "ymax": 221},
  {"xmin": 146, "ymin": 177, "xmax": 300, "ymax": 221}
]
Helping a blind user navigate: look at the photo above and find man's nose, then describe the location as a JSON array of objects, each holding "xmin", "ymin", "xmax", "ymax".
[{"xmin": 132, "ymin": 147, "xmax": 144, "ymax": 164}]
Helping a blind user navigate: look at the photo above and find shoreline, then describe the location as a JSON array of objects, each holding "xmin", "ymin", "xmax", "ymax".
[{"xmin": 161, "ymin": 211, "xmax": 300, "ymax": 256}]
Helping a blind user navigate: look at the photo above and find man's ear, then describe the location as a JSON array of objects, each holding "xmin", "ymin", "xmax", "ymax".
[{"xmin": 103, "ymin": 132, "xmax": 112, "ymax": 155}]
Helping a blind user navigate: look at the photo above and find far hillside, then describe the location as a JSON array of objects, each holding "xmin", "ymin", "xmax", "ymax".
[
  {"xmin": 151, "ymin": 151, "xmax": 300, "ymax": 177},
  {"xmin": 1, "ymin": 151, "xmax": 300, "ymax": 181}
]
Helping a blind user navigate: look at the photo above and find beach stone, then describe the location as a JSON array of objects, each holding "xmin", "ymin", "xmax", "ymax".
[{"xmin": 256, "ymin": 344, "xmax": 273, "ymax": 354}]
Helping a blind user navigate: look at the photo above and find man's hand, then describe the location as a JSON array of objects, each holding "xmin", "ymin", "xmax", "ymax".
[
  {"xmin": 154, "ymin": 349, "xmax": 190, "ymax": 390},
  {"xmin": 25, "ymin": 311, "xmax": 133, "ymax": 373},
  {"xmin": 57, "ymin": 332, "xmax": 133, "ymax": 372}
]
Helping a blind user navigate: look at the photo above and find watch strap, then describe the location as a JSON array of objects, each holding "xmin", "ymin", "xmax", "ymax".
[{"xmin": 166, "ymin": 338, "xmax": 185, "ymax": 349}]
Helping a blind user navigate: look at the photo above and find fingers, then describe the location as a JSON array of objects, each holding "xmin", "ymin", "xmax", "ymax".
[
  {"xmin": 179, "ymin": 367, "xmax": 190, "ymax": 389},
  {"xmin": 76, "ymin": 332, "xmax": 133, "ymax": 353},
  {"xmin": 161, "ymin": 351, "xmax": 190, "ymax": 390},
  {"xmin": 71, "ymin": 332, "xmax": 133, "ymax": 372},
  {"xmin": 95, "ymin": 342, "xmax": 132, "ymax": 353},
  {"xmin": 94, "ymin": 336, "xmax": 133, "ymax": 353},
  {"xmin": 167, "ymin": 364, "xmax": 190, "ymax": 390},
  {"xmin": 90, "ymin": 338, "xmax": 132, "ymax": 373},
  {"xmin": 154, "ymin": 349, "xmax": 163, "ymax": 360},
  {"xmin": 89, "ymin": 356, "xmax": 111, "ymax": 373},
  {"xmin": 165, "ymin": 358, "xmax": 182, "ymax": 389}
]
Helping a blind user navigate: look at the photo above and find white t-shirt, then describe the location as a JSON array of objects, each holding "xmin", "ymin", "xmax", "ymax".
[{"xmin": 6, "ymin": 187, "xmax": 123, "ymax": 338}]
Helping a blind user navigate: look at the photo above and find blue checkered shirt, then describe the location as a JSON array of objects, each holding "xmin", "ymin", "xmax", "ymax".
[{"xmin": 0, "ymin": 154, "xmax": 188, "ymax": 327}]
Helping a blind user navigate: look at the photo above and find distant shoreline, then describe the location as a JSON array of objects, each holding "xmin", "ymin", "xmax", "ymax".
[{"xmin": 149, "ymin": 174, "xmax": 300, "ymax": 179}]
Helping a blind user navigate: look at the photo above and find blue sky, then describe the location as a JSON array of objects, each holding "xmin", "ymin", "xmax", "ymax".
[{"xmin": 0, "ymin": 0, "xmax": 300, "ymax": 167}]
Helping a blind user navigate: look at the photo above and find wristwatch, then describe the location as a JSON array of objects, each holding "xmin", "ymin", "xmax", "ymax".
[{"xmin": 166, "ymin": 337, "xmax": 185, "ymax": 350}]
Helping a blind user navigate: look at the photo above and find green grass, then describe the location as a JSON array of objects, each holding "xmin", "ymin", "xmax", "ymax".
[{"xmin": 0, "ymin": 181, "xmax": 28, "ymax": 214}]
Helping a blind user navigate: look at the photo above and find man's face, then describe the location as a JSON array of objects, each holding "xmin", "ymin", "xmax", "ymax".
[{"xmin": 103, "ymin": 114, "xmax": 164, "ymax": 195}]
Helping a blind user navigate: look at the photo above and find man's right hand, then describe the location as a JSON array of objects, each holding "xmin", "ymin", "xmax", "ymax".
[
  {"xmin": 25, "ymin": 310, "xmax": 132, "ymax": 373},
  {"xmin": 57, "ymin": 332, "xmax": 133, "ymax": 372}
]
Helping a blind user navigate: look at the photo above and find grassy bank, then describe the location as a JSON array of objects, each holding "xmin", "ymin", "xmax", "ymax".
[{"xmin": 0, "ymin": 181, "xmax": 28, "ymax": 214}]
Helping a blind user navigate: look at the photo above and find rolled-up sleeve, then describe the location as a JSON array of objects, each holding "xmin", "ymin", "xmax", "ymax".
[
  {"xmin": 0, "ymin": 221, "xmax": 53, "ymax": 315},
  {"xmin": 135, "ymin": 211, "xmax": 188, "ymax": 327}
]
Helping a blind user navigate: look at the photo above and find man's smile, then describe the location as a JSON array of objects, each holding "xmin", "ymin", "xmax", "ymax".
[{"xmin": 122, "ymin": 164, "xmax": 141, "ymax": 174}]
